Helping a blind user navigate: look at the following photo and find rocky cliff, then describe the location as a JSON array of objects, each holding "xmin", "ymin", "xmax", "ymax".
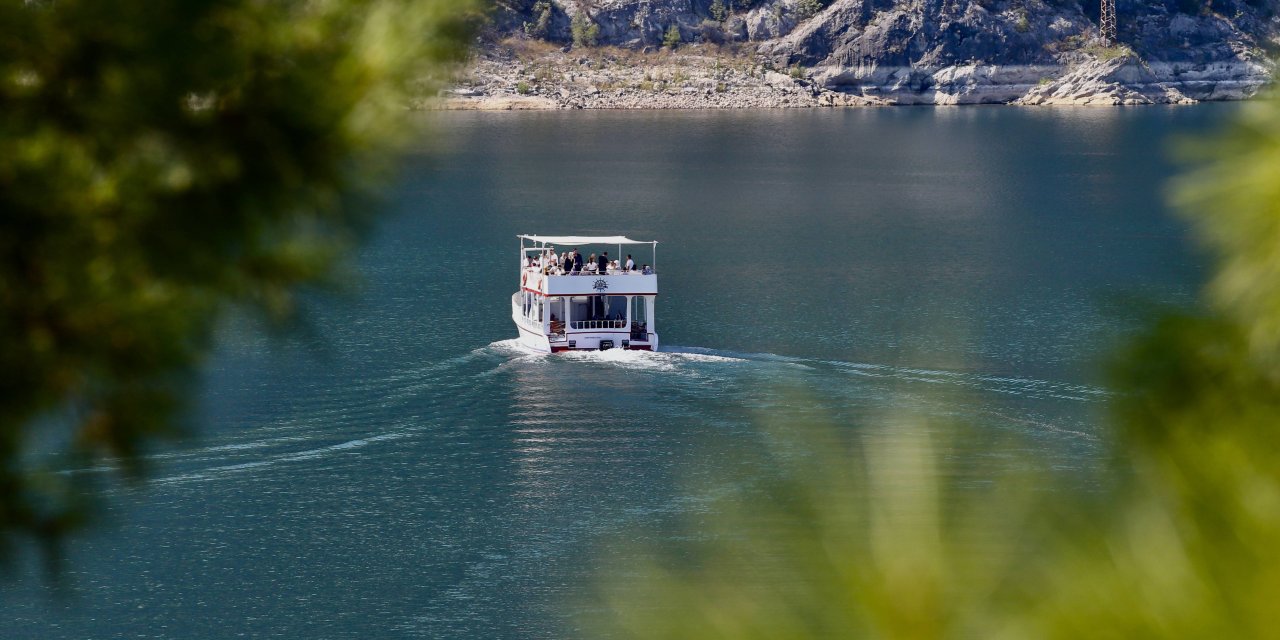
[{"xmin": 450, "ymin": 0, "xmax": 1279, "ymax": 107}]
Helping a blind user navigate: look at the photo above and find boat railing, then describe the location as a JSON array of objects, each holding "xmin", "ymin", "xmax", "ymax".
[
  {"xmin": 524, "ymin": 267, "xmax": 656, "ymax": 276},
  {"xmin": 512, "ymin": 293, "xmax": 543, "ymax": 330},
  {"xmin": 570, "ymin": 319, "xmax": 627, "ymax": 330}
]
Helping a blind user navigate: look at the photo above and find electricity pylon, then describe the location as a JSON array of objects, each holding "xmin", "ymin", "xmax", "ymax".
[{"xmin": 1100, "ymin": 0, "xmax": 1117, "ymax": 45}]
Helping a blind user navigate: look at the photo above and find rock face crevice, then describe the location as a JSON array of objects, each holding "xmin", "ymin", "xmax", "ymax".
[{"xmin": 454, "ymin": 0, "xmax": 1278, "ymax": 108}]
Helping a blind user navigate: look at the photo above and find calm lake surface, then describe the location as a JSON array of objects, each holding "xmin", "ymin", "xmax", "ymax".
[{"xmin": 5, "ymin": 106, "xmax": 1231, "ymax": 638}]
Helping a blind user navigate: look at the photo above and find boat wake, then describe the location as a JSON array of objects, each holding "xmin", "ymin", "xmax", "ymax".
[
  {"xmin": 474, "ymin": 340, "xmax": 1109, "ymax": 403},
  {"xmin": 120, "ymin": 339, "xmax": 1108, "ymax": 488}
]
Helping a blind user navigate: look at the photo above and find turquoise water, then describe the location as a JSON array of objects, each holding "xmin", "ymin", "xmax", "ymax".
[{"xmin": 4, "ymin": 106, "xmax": 1227, "ymax": 637}]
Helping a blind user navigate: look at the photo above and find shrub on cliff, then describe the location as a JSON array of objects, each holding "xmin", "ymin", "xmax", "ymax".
[
  {"xmin": 710, "ymin": 0, "xmax": 729, "ymax": 22},
  {"xmin": 795, "ymin": 0, "xmax": 825, "ymax": 20},
  {"xmin": 523, "ymin": 0, "xmax": 554, "ymax": 39},
  {"xmin": 572, "ymin": 12, "xmax": 601, "ymax": 47},
  {"xmin": 663, "ymin": 24, "xmax": 682, "ymax": 49}
]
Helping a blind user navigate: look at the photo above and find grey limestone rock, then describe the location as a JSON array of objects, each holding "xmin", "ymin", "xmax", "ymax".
[
  {"xmin": 471, "ymin": 0, "xmax": 1277, "ymax": 107},
  {"xmin": 492, "ymin": 0, "xmax": 1277, "ymax": 65}
]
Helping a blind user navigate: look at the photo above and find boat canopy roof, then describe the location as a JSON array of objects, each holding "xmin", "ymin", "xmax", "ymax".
[{"xmin": 519, "ymin": 235, "xmax": 655, "ymax": 246}]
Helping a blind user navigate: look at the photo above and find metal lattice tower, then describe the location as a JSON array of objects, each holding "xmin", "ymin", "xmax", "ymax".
[{"xmin": 1100, "ymin": 0, "xmax": 1117, "ymax": 45}]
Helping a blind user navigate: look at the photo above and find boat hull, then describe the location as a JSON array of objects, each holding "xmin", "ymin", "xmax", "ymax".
[{"xmin": 513, "ymin": 317, "xmax": 658, "ymax": 353}]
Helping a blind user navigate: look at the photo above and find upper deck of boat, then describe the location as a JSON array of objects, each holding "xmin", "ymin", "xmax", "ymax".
[
  {"xmin": 518, "ymin": 234, "xmax": 658, "ymax": 297},
  {"xmin": 521, "ymin": 268, "xmax": 657, "ymax": 296}
]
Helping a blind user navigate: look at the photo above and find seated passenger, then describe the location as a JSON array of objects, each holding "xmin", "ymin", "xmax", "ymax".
[{"xmin": 641, "ymin": 264, "xmax": 653, "ymax": 275}]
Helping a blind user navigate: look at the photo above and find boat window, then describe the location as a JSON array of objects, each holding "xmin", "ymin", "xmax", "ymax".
[
  {"xmin": 631, "ymin": 296, "xmax": 646, "ymax": 325},
  {"xmin": 603, "ymin": 296, "xmax": 627, "ymax": 321},
  {"xmin": 548, "ymin": 297, "xmax": 563, "ymax": 323},
  {"xmin": 569, "ymin": 296, "xmax": 591, "ymax": 323}
]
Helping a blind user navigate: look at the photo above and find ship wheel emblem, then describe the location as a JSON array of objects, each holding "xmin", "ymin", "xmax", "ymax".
[{"xmin": 592, "ymin": 278, "xmax": 609, "ymax": 292}]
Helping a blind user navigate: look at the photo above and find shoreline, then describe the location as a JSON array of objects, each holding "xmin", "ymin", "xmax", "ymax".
[{"xmin": 425, "ymin": 41, "xmax": 1272, "ymax": 111}]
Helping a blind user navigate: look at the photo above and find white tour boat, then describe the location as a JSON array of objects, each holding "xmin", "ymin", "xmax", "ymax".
[{"xmin": 512, "ymin": 235, "xmax": 659, "ymax": 353}]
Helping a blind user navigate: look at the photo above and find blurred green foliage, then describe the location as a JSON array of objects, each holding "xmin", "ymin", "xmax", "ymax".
[
  {"xmin": 591, "ymin": 418, "xmax": 1043, "ymax": 639},
  {"xmin": 587, "ymin": 93, "xmax": 1280, "ymax": 638},
  {"xmin": 0, "ymin": 0, "xmax": 479, "ymax": 561}
]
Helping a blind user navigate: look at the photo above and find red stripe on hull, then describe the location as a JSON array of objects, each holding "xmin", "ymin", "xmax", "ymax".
[{"xmin": 545, "ymin": 345, "xmax": 653, "ymax": 353}]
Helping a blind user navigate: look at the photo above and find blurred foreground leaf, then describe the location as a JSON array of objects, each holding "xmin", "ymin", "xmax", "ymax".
[
  {"xmin": 587, "ymin": 92, "xmax": 1280, "ymax": 638},
  {"xmin": 0, "ymin": 0, "xmax": 480, "ymax": 562},
  {"xmin": 589, "ymin": 418, "xmax": 1045, "ymax": 639}
]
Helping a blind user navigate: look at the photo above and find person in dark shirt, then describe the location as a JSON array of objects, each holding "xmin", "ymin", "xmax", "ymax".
[
  {"xmin": 598, "ymin": 251, "xmax": 609, "ymax": 274},
  {"xmin": 572, "ymin": 249, "xmax": 583, "ymax": 274}
]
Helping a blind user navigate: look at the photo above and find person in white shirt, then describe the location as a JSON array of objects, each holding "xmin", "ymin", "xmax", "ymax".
[{"xmin": 624, "ymin": 255, "xmax": 634, "ymax": 272}]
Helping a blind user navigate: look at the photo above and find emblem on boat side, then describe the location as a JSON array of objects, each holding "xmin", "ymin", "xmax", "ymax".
[{"xmin": 592, "ymin": 278, "xmax": 609, "ymax": 292}]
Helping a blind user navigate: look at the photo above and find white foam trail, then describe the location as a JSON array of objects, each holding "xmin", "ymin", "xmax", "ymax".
[
  {"xmin": 559, "ymin": 349, "xmax": 679, "ymax": 371},
  {"xmin": 140, "ymin": 341, "xmax": 1108, "ymax": 488},
  {"xmin": 152, "ymin": 430, "xmax": 414, "ymax": 486},
  {"xmin": 476, "ymin": 340, "xmax": 1110, "ymax": 401},
  {"xmin": 475, "ymin": 340, "xmax": 751, "ymax": 374}
]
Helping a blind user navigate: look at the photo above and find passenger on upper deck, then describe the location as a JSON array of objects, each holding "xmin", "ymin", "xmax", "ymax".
[
  {"xmin": 625, "ymin": 255, "xmax": 634, "ymax": 272},
  {"xmin": 572, "ymin": 249, "xmax": 583, "ymax": 274},
  {"xmin": 584, "ymin": 254, "xmax": 597, "ymax": 274},
  {"xmin": 598, "ymin": 252, "xmax": 609, "ymax": 274}
]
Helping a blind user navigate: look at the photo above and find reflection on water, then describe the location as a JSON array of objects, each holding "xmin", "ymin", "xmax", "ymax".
[{"xmin": 2, "ymin": 106, "xmax": 1227, "ymax": 639}]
